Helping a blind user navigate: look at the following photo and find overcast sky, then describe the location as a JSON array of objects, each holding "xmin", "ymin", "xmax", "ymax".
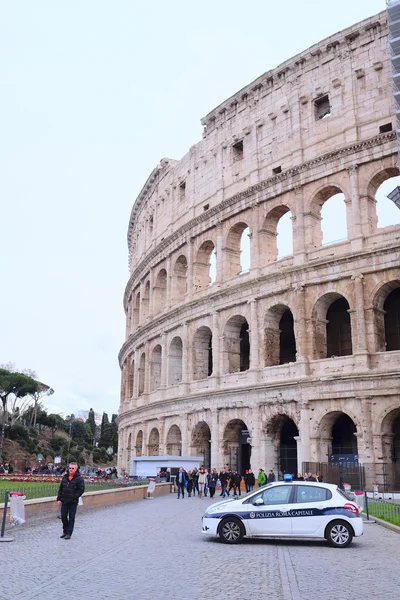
[{"xmin": 0, "ymin": 0, "xmax": 396, "ymax": 419}]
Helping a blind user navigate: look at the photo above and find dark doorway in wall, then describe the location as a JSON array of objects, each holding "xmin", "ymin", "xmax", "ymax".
[
  {"xmin": 331, "ymin": 414, "xmax": 357, "ymax": 455},
  {"xmin": 326, "ymin": 298, "xmax": 352, "ymax": 357},
  {"xmin": 279, "ymin": 418, "xmax": 298, "ymax": 476},
  {"xmin": 279, "ymin": 310, "xmax": 296, "ymax": 364},
  {"xmin": 240, "ymin": 322, "xmax": 250, "ymax": 371},
  {"xmin": 384, "ymin": 288, "xmax": 400, "ymax": 351}
]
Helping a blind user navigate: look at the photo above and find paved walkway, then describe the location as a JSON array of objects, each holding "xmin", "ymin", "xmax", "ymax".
[{"xmin": 1, "ymin": 493, "xmax": 400, "ymax": 600}]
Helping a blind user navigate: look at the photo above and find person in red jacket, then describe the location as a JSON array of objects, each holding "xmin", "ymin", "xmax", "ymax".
[{"xmin": 56, "ymin": 462, "xmax": 85, "ymax": 539}]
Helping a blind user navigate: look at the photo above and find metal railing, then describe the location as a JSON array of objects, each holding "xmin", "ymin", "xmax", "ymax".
[{"xmin": 364, "ymin": 495, "xmax": 400, "ymax": 526}]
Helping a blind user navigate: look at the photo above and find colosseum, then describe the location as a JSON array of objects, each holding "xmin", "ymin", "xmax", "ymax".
[{"xmin": 118, "ymin": 9, "xmax": 400, "ymax": 489}]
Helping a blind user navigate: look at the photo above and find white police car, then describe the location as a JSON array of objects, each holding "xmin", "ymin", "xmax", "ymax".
[{"xmin": 202, "ymin": 481, "xmax": 363, "ymax": 547}]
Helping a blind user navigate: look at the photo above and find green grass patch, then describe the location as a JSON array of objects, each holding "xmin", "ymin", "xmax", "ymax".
[
  {"xmin": 365, "ymin": 501, "xmax": 400, "ymax": 527},
  {"xmin": 0, "ymin": 480, "xmax": 148, "ymax": 503}
]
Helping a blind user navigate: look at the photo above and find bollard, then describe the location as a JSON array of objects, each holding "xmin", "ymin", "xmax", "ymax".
[{"xmin": 0, "ymin": 491, "xmax": 14, "ymax": 542}]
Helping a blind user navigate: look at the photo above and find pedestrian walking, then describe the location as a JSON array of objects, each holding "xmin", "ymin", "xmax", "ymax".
[
  {"xmin": 56, "ymin": 462, "xmax": 85, "ymax": 539},
  {"xmin": 267, "ymin": 469, "xmax": 276, "ymax": 483},
  {"xmin": 198, "ymin": 467, "xmax": 207, "ymax": 498},
  {"xmin": 176, "ymin": 467, "xmax": 187, "ymax": 498},
  {"xmin": 257, "ymin": 468, "xmax": 267, "ymax": 487}
]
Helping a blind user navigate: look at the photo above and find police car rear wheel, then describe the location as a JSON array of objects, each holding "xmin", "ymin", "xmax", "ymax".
[
  {"xmin": 326, "ymin": 520, "xmax": 353, "ymax": 548},
  {"xmin": 219, "ymin": 517, "xmax": 244, "ymax": 544}
]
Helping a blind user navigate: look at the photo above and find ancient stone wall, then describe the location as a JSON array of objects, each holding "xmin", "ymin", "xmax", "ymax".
[{"xmin": 118, "ymin": 10, "xmax": 400, "ymax": 487}]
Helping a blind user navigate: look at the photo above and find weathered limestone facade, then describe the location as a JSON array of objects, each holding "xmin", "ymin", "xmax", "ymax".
[{"xmin": 118, "ymin": 11, "xmax": 400, "ymax": 483}]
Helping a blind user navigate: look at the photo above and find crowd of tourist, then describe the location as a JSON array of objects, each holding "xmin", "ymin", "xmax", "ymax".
[{"xmin": 174, "ymin": 466, "xmax": 324, "ymax": 499}]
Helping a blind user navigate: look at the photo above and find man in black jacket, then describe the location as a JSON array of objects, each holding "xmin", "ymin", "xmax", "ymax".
[{"xmin": 57, "ymin": 462, "xmax": 85, "ymax": 539}]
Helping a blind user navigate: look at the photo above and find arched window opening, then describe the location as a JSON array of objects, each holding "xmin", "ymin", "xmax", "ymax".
[
  {"xmin": 193, "ymin": 327, "xmax": 213, "ymax": 380},
  {"xmin": 135, "ymin": 430, "xmax": 143, "ymax": 457},
  {"xmin": 384, "ymin": 288, "xmax": 400, "ymax": 351},
  {"xmin": 166, "ymin": 425, "xmax": 182, "ymax": 456},
  {"xmin": 223, "ymin": 419, "xmax": 251, "ymax": 473},
  {"xmin": 277, "ymin": 211, "xmax": 293, "ymax": 258},
  {"xmin": 321, "ymin": 193, "xmax": 347, "ymax": 245},
  {"xmin": 138, "ymin": 352, "xmax": 146, "ymax": 395},
  {"xmin": 375, "ymin": 176, "xmax": 400, "ymax": 228},
  {"xmin": 240, "ymin": 227, "xmax": 250, "ymax": 273},
  {"xmin": 128, "ymin": 360, "xmax": 135, "ymax": 397},
  {"xmin": 154, "ymin": 269, "xmax": 167, "ymax": 314},
  {"xmin": 191, "ymin": 422, "xmax": 211, "ymax": 470},
  {"xmin": 172, "ymin": 255, "xmax": 187, "ymax": 303},
  {"xmin": 240, "ymin": 322, "xmax": 250, "ymax": 372},
  {"xmin": 225, "ymin": 222, "xmax": 250, "ymax": 278},
  {"xmin": 134, "ymin": 291, "xmax": 140, "ymax": 328},
  {"xmin": 279, "ymin": 418, "xmax": 299, "ymax": 476},
  {"xmin": 150, "ymin": 345, "xmax": 162, "ymax": 392},
  {"xmin": 168, "ymin": 337, "xmax": 183, "ymax": 384},
  {"xmin": 142, "ymin": 281, "xmax": 150, "ymax": 321},
  {"xmin": 209, "ymin": 248, "xmax": 216, "ymax": 284},
  {"xmin": 223, "ymin": 315, "xmax": 250, "ymax": 374},
  {"xmin": 148, "ymin": 428, "xmax": 159, "ymax": 456},
  {"xmin": 331, "ymin": 414, "xmax": 357, "ymax": 455},
  {"xmin": 264, "ymin": 305, "xmax": 296, "ymax": 366},
  {"xmin": 194, "ymin": 241, "xmax": 215, "ymax": 291},
  {"xmin": 279, "ymin": 310, "xmax": 296, "ymax": 364},
  {"xmin": 393, "ymin": 414, "xmax": 400, "ymax": 464},
  {"xmin": 326, "ymin": 298, "xmax": 352, "ymax": 357}
]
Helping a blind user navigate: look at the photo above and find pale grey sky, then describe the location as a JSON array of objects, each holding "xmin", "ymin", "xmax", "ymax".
[{"xmin": 0, "ymin": 1, "xmax": 395, "ymax": 418}]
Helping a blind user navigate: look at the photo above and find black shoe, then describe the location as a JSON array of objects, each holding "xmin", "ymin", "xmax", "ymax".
[
  {"xmin": 64, "ymin": 535, "xmax": 71, "ymax": 540},
  {"xmin": 60, "ymin": 534, "xmax": 66, "ymax": 538}
]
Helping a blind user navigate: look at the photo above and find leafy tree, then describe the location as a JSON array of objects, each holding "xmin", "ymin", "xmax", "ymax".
[
  {"xmin": 111, "ymin": 414, "xmax": 118, "ymax": 454},
  {"xmin": 86, "ymin": 408, "xmax": 96, "ymax": 444},
  {"xmin": 0, "ymin": 368, "xmax": 38, "ymax": 452},
  {"xmin": 98, "ymin": 412, "xmax": 113, "ymax": 448},
  {"xmin": 71, "ymin": 419, "xmax": 89, "ymax": 442}
]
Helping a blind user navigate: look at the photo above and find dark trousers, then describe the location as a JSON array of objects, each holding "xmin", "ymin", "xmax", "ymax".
[
  {"xmin": 177, "ymin": 482, "xmax": 185, "ymax": 498},
  {"xmin": 61, "ymin": 502, "xmax": 78, "ymax": 535}
]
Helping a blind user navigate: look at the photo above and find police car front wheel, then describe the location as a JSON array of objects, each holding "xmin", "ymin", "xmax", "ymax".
[
  {"xmin": 219, "ymin": 517, "xmax": 244, "ymax": 544},
  {"xmin": 326, "ymin": 520, "xmax": 353, "ymax": 548}
]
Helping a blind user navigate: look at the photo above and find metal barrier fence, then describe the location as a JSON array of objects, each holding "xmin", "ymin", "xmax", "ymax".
[
  {"xmin": 365, "ymin": 495, "xmax": 400, "ymax": 526},
  {"xmin": 302, "ymin": 462, "xmax": 400, "ymax": 492}
]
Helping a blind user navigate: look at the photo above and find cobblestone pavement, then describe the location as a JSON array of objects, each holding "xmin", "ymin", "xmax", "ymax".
[{"xmin": 1, "ymin": 493, "xmax": 400, "ymax": 600}]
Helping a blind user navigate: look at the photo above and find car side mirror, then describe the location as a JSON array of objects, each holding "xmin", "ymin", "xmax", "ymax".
[{"xmin": 253, "ymin": 497, "xmax": 264, "ymax": 506}]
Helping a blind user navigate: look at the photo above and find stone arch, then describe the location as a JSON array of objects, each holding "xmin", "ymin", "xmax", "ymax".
[
  {"xmin": 263, "ymin": 304, "xmax": 296, "ymax": 366},
  {"xmin": 261, "ymin": 205, "xmax": 292, "ymax": 263},
  {"xmin": 308, "ymin": 185, "xmax": 347, "ymax": 248},
  {"xmin": 134, "ymin": 290, "xmax": 140, "ymax": 328},
  {"xmin": 172, "ymin": 255, "xmax": 187, "ymax": 303},
  {"xmin": 194, "ymin": 240, "xmax": 216, "ymax": 291},
  {"xmin": 150, "ymin": 344, "xmax": 162, "ymax": 392},
  {"xmin": 225, "ymin": 221, "xmax": 251, "ymax": 277},
  {"xmin": 318, "ymin": 411, "xmax": 358, "ymax": 458},
  {"xmin": 168, "ymin": 336, "xmax": 183, "ymax": 384},
  {"xmin": 366, "ymin": 166, "xmax": 400, "ymax": 230},
  {"xmin": 142, "ymin": 280, "xmax": 150, "ymax": 321},
  {"xmin": 191, "ymin": 421, "xmax": 211, "ymax": 469},
  {"xmin": 127, "ymin": 432, "xmax": 132, "ymax": 471},
  {"xmin": 166, "ymin": 424, "xmax": 182, "ymax": 455},
  {"xmin": 192, "ymin": 326, "xmax": 213, "ymax": 380},
  {"xmin": 222, "ymin": 315, "xmax": 250, "ymax": 374},
  {"xmin": 135, "ymin": 430, "xmax": 143, "ymax": 457},
  {"xmin": 371, "ymin": 281, "xmax": 400, "ymax": 352},
  {"xmin": 153, "ymin": 268, "xmax": 167, "ymax": 313},
  {"xmin": 380, "ymin": 407, "xmax": 400, "ymax": 466},
  {"xmin": 128, "ymin": 357, "xmax": 135, "ymax": 397},
  {"xmin": 222, "ymin": 419, "xmax": 251, "ymax": 473},
  {"xmin": 138, "ymin": 352, "xmax": 146, "ymax": 395},
  {"xmin": 265, "ymin": 414, "xmax": 299, "ymax": 476},
  {"xmin": 148, "ymin": 427, "xmax": 160, "ymax": 456},
  {"xmin": 312, "ymin": 292, "xmax": 352, "ymax": 359}
]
